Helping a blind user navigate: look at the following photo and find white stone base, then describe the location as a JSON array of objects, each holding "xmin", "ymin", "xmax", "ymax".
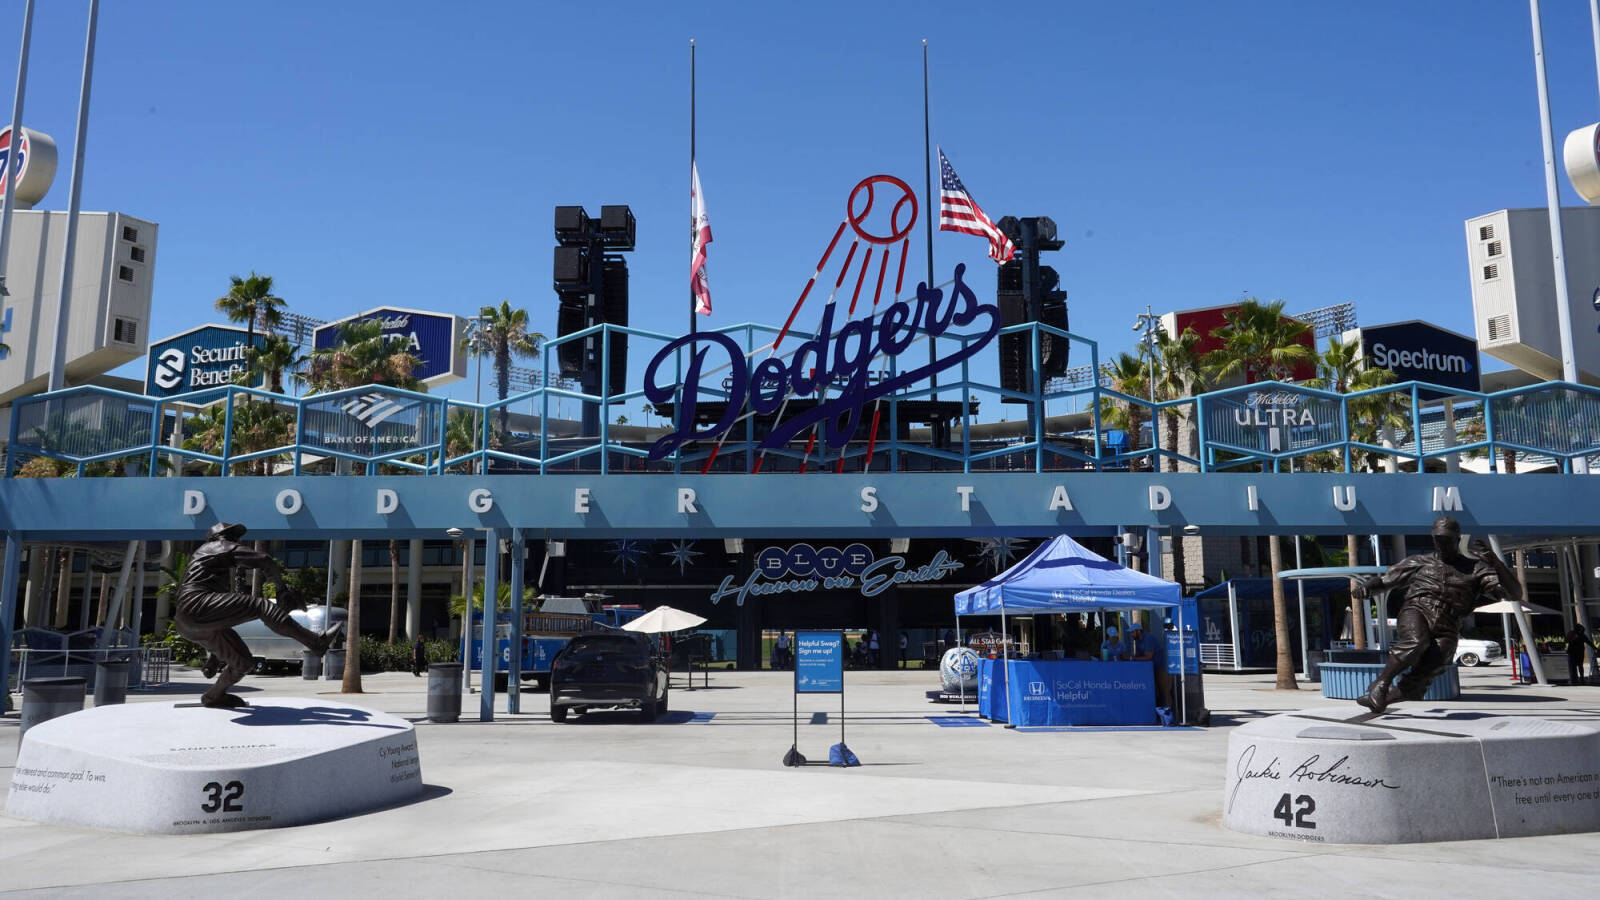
[
  {"xmin": 5, "ymin": 697, "xmax": 423, "ymax": 834},
  {"xmin": 1223, "ymin": 707, "xmax": 1600, "ymax": 843}
]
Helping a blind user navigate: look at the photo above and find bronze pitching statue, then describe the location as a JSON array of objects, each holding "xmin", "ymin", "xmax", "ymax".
[
  {"xmin": 177, "ymin": 522, "xmax": 343, "ymax": 708},
  {"xmin": 1351, "ymin": 516, "xmax": 1521, "ymax": 714}
]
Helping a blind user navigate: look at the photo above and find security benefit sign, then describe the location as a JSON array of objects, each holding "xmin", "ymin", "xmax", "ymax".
[
  {"xmin": 1359, "ymin": 321, "xmax": 1479, "ymax": 400},
  {"xmin": 794, "ymin": 631, "xmax": 845, "ymax": 693},
  {"xmin": 312, "ymin": 307, "xmax": 466, "ymax": 387},
  {"xmin": 145, "ymin": 324, "xmax": 266, "ymax": 397},
  {"xmin": 1203, "ymin": 386, "xmax": 1345, "ymax": 457}
]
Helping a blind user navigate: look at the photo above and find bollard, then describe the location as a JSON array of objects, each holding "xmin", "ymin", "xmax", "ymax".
[
  {"xmin": 427, "ymin": 662, "xmax": 462, "ymax": 723},
  {"xmin": 20, "ymin": 677, "xmax": 86, "ymax": 738},
  {"xmin": 301, "ymin": 650, "xmax": 322, "ymax": 680},
  {"xmin": 323, "ymin": 649, "xmax": 346, "ymax": 681},
  {"xmin": 93, "ymin": 660, "xmax": 130, "ymax": 706}
]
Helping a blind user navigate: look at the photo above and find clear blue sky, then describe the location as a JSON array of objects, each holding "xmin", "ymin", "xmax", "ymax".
[{"xmin": 3, "ymin": 1, "xmax": 1597, "ymax": 410}]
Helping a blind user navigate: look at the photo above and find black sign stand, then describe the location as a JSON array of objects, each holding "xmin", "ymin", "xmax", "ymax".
[{"xmin": 783, "ymin": 631, "xmax": 847, "ymax": 767}]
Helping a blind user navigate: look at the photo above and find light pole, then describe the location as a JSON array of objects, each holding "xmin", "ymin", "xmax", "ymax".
[{"xmin": 1132, "ymin": 306, "xmax": 1163, "ymax": 458}]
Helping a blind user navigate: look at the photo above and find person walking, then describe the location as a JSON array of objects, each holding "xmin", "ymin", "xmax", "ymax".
[{"xmin": 1566, "ymin": 623, "xmax": 1590, "ymax": 686}]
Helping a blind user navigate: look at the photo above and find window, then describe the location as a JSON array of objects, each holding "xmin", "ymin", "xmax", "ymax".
[
  {"xmin": 112, "ymin": 317, "xmax": 137, "ymax": 345},
  {"xmin": 129, "ymin": 245, "xmax": 146, "ymax": 263},
  {"xmin": 121, "ymin": 225, "xmax": 138, "ymax": 243},
  {"xmin": 1486, "ymin": 241, "xmax": 1502, "ymax": 258},
  {"xmin": 1479, "ymin": 224, "xmax": 1494, "ymax": 241},
  {"xmin": 1487, "ymin": 315, "xmax": 1512, "ymax": 342},
  {"xmin": 117, "ymin": 265, "xmax": 135, "ymax": 283},
  {"xmin": 1482, "ymin": 264, "xmax": 1498, "ymax": 280}
]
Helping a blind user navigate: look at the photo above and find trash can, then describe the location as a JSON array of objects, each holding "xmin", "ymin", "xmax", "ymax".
[
  {"xmin": 93, "ymin": 659, "xmax": 130, "ymax": 706},
  {"xmin": 301, "ymin": 650, "xmax": 322, "ymax": 680},
  {"xmin": 427, "ymin": 662, "xmax": 462, "ymax": 723},
  {"xmin": 1305, "ymin": 651, "xmax": 1325, "ymax": 684},
  {"xmin": 20, "ymin": 676, "xmax": 86, "ymax": 738},
  {"xmin": 323, "ymin": 649, "xmax": 345, "ymax": 680}
]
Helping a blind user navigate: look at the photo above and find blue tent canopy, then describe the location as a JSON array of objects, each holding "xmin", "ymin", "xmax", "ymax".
[{"xmin": 954, "ymin": 535, "xmax": 1180, "ymax": 615}]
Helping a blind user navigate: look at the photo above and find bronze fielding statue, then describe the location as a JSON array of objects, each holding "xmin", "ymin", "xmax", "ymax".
[
  {"xmin": 177, "ymin": 522, "xmax": 343, "ymax": 708},
  {"xmin": 1351, "ymin": 516, "xmax": 1521, "ymax": 714}
]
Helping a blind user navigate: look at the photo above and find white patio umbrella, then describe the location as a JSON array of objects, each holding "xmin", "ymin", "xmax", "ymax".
[
  {"xmin": 1474, "ymin": 599, "xmax": 1562, "ymax": 672},
  {"xmin": 621, "ymin": 605, "xmax": 707, "ymax": 634}
]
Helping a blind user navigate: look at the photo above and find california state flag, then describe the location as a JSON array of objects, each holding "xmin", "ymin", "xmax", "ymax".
[{"xmin": 691, "ymin": 162, "xmax": 713, "ymax": 315}]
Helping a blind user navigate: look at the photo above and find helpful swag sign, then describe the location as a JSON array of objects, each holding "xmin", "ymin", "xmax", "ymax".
[{"xmin": 642, "ymin": 174, "xmax": 1003, "ymax": 463}]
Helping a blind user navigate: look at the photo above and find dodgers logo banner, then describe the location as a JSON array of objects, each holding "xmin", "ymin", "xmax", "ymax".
[
  {"xmin": 794, "ymin": 631, "xmax": 845, "ymax": 693},
  {"xmin": 642, "ymin": 174, "xmax": 1002, "ymax": 465}
]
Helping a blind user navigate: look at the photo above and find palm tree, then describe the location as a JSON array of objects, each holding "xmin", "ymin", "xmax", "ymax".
[
  {"xmin": 301, "ymin": 321, "xmax": 426, "ymax": 695},
  {"xmin": 1151, "ymin": 326, "xmax": 1207, "ymax": 590},
  {"xmin": 387, "ymin": 539, "xmax": 402, "ymax": 644},
  {"xmin": 214, "ymin": 272, "xmax": 285, "ymax": 347},
  {"xmin": 303, "ymin": 318, "xmax": 423, "ymax": 394},
  {"xmin": 1305, "ymin": 334, "xmax": 1402, "ymax": 649},
  {"xmin": 463, "ymin": 301, "xmax": 544, "ymax": 440},
  {"xmin": 1097, "ymin": 352, "xmax": 1152, "ymax": 465},
  {"xmin": 1203, "ymin": 298, "xmax": 1315, "ymax": 386},
  {"xmin": 246, "ymin": 334, "xmax": 303, "ymax": 395},
  {"xmin": 1202, "ymin": 299, "xmax": 1315, "ymax": 690}
]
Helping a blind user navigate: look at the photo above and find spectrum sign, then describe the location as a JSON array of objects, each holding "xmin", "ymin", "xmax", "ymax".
[
  {"xmin": 1359, "ymin": 320, "xmax": 1479, "ymax": 399},
  {"xmin": 312, "ymin": 306, "xmax": 466, "ymax": 388},
  {"xmin": 144, "ymin": 324, "xmax": 265, "ymax": 397}
]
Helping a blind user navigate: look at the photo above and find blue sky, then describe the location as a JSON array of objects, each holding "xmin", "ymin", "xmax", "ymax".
[{"xmin": 2, "ymin": 1, "xmax": 1598, "ymax": 412}]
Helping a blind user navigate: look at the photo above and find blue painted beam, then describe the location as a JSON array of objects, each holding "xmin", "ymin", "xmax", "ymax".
[
  {"xmin": 480, "ymin": 527, "xmax": 498, "ymax": 723},
  {"xmin": 0, "ymin": 472, "xmax": 1596, "ymax": 539}
]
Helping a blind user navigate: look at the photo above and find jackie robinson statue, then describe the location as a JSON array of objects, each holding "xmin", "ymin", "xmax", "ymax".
[{"xmin": 1351, "ymin": 516, "xmax": 1521, "ymax": 714}]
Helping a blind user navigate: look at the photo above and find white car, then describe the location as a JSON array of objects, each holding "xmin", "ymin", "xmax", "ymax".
[{"xmin": 1453, "ymin": 638, "xmax": 1502, "ymax": 667}]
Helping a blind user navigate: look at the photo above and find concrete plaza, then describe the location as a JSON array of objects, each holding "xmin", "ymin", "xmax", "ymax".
[{"xmin": 1, "ymin": 663, "xmax": 1596, "ymax": 898}]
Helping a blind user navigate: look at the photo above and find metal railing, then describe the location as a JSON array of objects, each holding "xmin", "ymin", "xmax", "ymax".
[
  {"xmin": 7, "ymin": 320, "xmax": 1600, "ymax": 478},
  {"xmin": 7, "ymin": 646, "xmax": 172, "ymax": 692}
]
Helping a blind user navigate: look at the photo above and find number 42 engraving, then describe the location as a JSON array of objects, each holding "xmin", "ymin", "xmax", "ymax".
[
  {"xmin": 200, "ymin": 780, "xmax": 244, "ymax": 813},
  {"xmin": 1272, "ymin": 793, "xmax": 1316, "ymax": 829}
]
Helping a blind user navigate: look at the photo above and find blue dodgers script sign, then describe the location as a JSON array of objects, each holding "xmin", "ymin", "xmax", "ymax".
[
  {"xmin": 794, "ymin": 631, "xmax": 845, "ymax": 693},
  {"xmin": 642, "ymin": 263, "xmax": 1000, "ymax": 460}
]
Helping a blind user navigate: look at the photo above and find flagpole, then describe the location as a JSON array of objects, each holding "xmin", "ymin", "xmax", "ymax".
[
  {"xmin": 922, "ymin": 39, "xmax": 937, "ymax": 399},
  {"xmin": 690, "ymin": 38, "xmax": 697, "ymax": 336}
]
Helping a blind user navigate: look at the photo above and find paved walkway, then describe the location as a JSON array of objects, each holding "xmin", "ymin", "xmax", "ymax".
[{"xmin": 2, "ymin": 663, "xmax": 1596, "ymax": 898}]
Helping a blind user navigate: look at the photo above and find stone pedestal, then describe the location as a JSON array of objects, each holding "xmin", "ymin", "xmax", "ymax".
[
  {"xmin": 1224, "ymin": 707, "xmax": 1600, "ymax": 843},
  {"xmin": 5, "ymin": 697, "xmax": 423, "ymax": 834}
]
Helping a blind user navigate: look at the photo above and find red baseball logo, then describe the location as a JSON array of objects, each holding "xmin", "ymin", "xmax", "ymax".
[{"xmin": 846, "ymin": 175, "xmax": 918, "ymax": 245}]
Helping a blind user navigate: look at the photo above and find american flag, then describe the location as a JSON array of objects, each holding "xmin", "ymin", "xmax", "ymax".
[{"xmin": 938, "ymin": 148, "xmax": 1014, "ymax": 263}]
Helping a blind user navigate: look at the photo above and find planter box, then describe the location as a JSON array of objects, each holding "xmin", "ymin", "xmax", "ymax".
[{"xmin": 1319, "ymin": 661, "xmax": 1460, "ymax": 701}]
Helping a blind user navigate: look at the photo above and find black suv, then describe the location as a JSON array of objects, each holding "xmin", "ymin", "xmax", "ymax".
[{"xmin": 549, "ymin": 632, "xmax": 669, "ymax": 722}]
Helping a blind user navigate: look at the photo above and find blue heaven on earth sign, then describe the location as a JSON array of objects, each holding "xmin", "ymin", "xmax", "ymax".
[{"xmin": 795, "ymin": 631, "xmax": 845, "ymax": 694}]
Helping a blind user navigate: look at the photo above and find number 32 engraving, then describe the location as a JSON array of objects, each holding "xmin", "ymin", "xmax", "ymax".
[{"xmin": 200, "ymin": 780, "xmax": 244, "ymax": 813}]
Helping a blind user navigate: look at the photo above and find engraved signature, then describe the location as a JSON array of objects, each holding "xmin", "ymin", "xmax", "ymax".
[{"xmin": 1227, "ymin": 745, "xmax": 1400, "ymax": 814}]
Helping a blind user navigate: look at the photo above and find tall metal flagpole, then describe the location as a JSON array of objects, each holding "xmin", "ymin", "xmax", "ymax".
[
  {"xmin": 47, "ymin": 0, "xmax": 99, "ymax": 392},
  {"xmin": 0, "ymin": 0, "xmax": 36, "ymax": 311},
  {"xmin": 923, "ymin": 40, "xmax": 937, "ymax": 399},
  {"xmin": 690, "ymin": 39, "xmax": 697, "ymax": 337},
  {"xmin": 1592, "ymin": 0, "xmax": 1600, "ymax": 103}
]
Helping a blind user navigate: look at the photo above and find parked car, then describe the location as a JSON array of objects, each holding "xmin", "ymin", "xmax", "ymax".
[
  {"xmin": 549, "ymin": 632, "xmax": 668, "ymax": 722},
  {"xmin": 1453, "ymin": 638, "xmax": 1502, "ymax": 667}
]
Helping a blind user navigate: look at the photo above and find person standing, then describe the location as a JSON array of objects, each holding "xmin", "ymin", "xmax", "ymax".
[
  {"xmin": 774, "ymin": 631, "xmax": 791, "ymax": 669},
  {"xmin": 867, "ymin": 630, "xmax": 881, "ymax": 668},
  {"xmin": 1100, "ymin": 625, "xmax": 1126, "ymax": 661},
  {"xmin": 1566, "ymin": 623, "xmax": 1590, "ymax": 686},
  {"xmin": 898, "ymin": 632, "xmax": 908, "ymax": 669},
  {"xmin": 1128, "ymin": 622, "xmax": 1170, "ymax": 709},
  {"xmin": 412, "ymin": 636, "xmax": 427, "ymax": 677}
]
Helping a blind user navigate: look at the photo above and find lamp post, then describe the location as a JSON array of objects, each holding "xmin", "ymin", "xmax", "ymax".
[{"xmin": 1132, "ymin": 306, "xmax": 1163, "ymax": 459}]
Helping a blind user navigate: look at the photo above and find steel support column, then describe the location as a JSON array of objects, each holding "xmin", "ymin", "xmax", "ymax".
[
  {"xmin": 479, "ymin": 528, "xmax": 499, "ymax": 722},
  {"xmin": 1, "ymin": 532, "xmax": 21, "ymax": 712},
  {"xmin": 507, "ymin": 528, "xmax": 524, "ymax": 714}
]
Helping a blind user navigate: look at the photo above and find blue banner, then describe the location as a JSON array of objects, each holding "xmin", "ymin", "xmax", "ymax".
[
  {"xmin": 1166, "ymin": 631, "xmax": 1199, "ymax": 675},
  {"xmin": 145, "ymin": 325, "xmax": 265, "ymax": 397},
  {"xmin": 978, "ymin": 658, "xmax": 1155, "ymax": 726},
  {"xmin": 794, "ymin": 631, "xmax": 844, "ymax": 693}
]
